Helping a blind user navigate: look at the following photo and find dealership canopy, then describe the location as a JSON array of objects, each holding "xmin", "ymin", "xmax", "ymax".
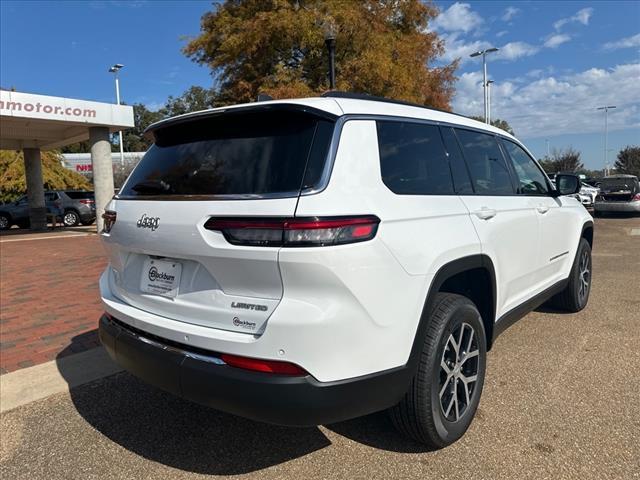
[
  {"xmin": 0, "ymin": 90, "xmax": 133, "ymax": 149},
  {"xmin": 0, "ymin": 90, "xmax": 134, "ymax": 231}
]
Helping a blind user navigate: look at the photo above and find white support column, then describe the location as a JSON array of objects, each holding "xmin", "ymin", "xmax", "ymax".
[
  {"xmin": 89, "ymin": 127, "xmax": 115, "ymax": 233},
  {"xmin": 23, "ymin": 148, "xmax": 47, "ymax": 231}
]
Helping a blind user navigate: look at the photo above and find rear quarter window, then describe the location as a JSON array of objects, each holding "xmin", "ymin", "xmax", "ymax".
[{"xmin": 376, "ymin": 121, "xmax": 454, "ymax": 195}]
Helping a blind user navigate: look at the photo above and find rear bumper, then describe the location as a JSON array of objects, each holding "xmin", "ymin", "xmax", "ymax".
[
  {"xmin": 594, "ymin": 201, "xmax": 640, "ymax": 213},
  {"xmin": 99, "ymin": 314, "xmax": 411, "ymax": 426}
]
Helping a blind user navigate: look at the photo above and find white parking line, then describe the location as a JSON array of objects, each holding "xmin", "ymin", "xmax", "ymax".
[{"xmin": 0, "ymin": 233, "xmax": 91, "ymax": 243}]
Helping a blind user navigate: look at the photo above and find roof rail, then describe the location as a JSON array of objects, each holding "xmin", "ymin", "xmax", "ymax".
[{"xmin": 320, "ymin": 91, "xmax": 471, "ymax": 120}]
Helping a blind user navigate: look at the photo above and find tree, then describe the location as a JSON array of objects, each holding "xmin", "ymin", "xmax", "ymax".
[
  {"xmin": 161, "ymin": 86, "xmax": 218, "ymax": 117},
  {"xmin": 0, "ymin": 150, "xmax": 91, "ymax": 203},
  {"xmin": 540, "ymin": 147, "xmax": 583, "ymax": 174},
  {"xmin": 183, "ymin": 0, "xmax": 457, "ymax": 109},
  {"xmin": 469, "ymin": 116, "xmax": 514, "ymax": 135},
  {"xmin": 538, "ymin": 156, "xmax": 555, "ymax": 174},
  {"xmin": 122, "ymin": 103, "xmax": 165, "ymax": 152},
  {"xmin": 60, "ymin": 141, "xmax": 94, "ymax": 154},
  {"xmin": 614, "ymin": 145, "xmax": 640, "ymax": 177}
]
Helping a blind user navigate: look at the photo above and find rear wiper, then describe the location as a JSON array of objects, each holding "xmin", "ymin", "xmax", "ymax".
[{"xmin": 131, "ymin": 180, "xmax": 171, "ymax": 194}]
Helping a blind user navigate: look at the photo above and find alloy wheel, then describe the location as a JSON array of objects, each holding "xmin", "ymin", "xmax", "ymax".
[
  {"xmin": 578, "ymin": 249, "xmax": 591, "ymax": 304},
  {"xmin": 439, "ymin": 322, "xmax": 479, "ymax": 423},
  {"xmin": 64, "ymin": 212, "xmax": 78, "ymax": 226}
]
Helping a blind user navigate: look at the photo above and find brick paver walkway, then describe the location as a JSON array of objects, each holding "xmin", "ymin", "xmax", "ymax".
[{"xmin": 0, "ymin": 233, "xmax": 107, "ymax": 374}]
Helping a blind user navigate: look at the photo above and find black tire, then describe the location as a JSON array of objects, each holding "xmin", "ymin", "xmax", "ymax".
[
  {"xmin": 0, "ymin": 214, "xmax": 10, "ymax": 231},
  {"xmin": 389, "ymin": 293, "xmax": 487, "ymax": 448},
  {"xmin": 63, "ymin": 210, "xmax": 80, "ymax": 227},
  {"xmin": 80, "ymin": 219, "xmax": 95, "ymax": 226},
  {"xmin": 550, "ymin": 238, "xmax": 592, "ymax": 312}
]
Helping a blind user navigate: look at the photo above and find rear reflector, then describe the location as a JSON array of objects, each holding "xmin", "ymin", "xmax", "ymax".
[
  {"xmin": 220, "ymin": 354, "xmax": 307, "ymax": 376},
  {"xmin": 204, "ymin": 215, "xmax": 380, "ymax": 247}
]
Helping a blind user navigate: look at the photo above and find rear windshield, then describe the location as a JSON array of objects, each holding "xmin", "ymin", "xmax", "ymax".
[
  {"xmin": 65, "ymin": 191, "xmax": 94, "ymax": 199},
  {"xmin": 599, "ymin": 178, "xmax": 639, "ymax": 191},
  {"xmin": 119, "ymin": 109, "xmax": 334, "ymax": 198}
]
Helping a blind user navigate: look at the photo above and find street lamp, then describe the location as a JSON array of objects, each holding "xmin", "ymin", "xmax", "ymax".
[
  {"xmin": 486, "ymin": 80, "xmax": 494, "ymax": 124},
  {"xmin": 470, "ymin": 48, "xmax": 499, "ymax": 123},
  {"xmin": 108, "ymin": 63, "xmax": 125, "ymax": 166},
  {"xmin": 323, "ymin": 20, "xmax": 336, "ymax": 90},
  {"xmin": 596, "ymin": 105, "xmax": 616, "ymax": 176}
]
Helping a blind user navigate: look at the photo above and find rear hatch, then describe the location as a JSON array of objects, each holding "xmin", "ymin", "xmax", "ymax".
[
  {"xmin": 102, "ymin": 105, "xmax": 336, "ymax": 334},
  {"xmin": 599, "ymin": 177, "xmax": 639, "ymax": 202}
]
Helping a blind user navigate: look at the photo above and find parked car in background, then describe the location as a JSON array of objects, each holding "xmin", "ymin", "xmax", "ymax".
[
  {"xmin": 49, "ymin": 190, "xmax": 96, "ymax": 226},
  {"xmin": 0, "ymin": 193, "xmax": 64, "ymax": 230},
  {"xmin": 594, "ymin": 175, "xmax": 640, "ymax": 215},
  {"xmin": 578, "ymin": 182, "xmax": 599, "ymax": 208}
]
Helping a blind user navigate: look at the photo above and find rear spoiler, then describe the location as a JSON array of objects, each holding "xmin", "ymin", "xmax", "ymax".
[{"xmin": 143, "ymin": 103, "xmax": 339, "ymax": 142}]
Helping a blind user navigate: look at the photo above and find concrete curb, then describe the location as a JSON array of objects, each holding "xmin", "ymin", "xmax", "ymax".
[{"xmin": 0, "ymin": 347, "xmax": 122, "ymax": 413}]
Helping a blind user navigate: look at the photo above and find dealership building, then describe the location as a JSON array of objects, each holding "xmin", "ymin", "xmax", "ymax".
[
  {"xmin": 0, "ymin": 89, "xmax": 134, "ymax": 231},
  {"xmin": 61, "ymin": 152, "xmax": 145, "ymax": 176}
]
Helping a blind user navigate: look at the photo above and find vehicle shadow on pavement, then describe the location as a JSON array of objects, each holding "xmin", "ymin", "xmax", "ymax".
[
  {"xmin": 56, "ymin": 332, "xmax": 331, "ymax": 475},
  {"xmin": 326, "ymin": 413, "xmax": 437, "ymax": 453}
]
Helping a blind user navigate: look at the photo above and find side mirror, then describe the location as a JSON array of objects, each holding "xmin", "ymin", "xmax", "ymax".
[{"xmin": 554, "ymin": 174, "xmax": 581, "ymax": 196}]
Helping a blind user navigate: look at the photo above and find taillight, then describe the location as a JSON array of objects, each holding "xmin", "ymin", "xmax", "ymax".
[
  {"xmin": 633, "ymin": 193, "xmax": 640, "ymax": 202},
  {"xmin": 102, "ymin": 210, "xmax": 116, "ymax": 233},
  {"xmin": 79, "ymin": 199, "xmax": 94, "ymax": 205},
  {"xmin": 220, "ymin": 353, "xmax": 307, "ymax": 376},
  {"xmin": 204, "ymin": 215, "xmax": 380, "ymax": 247}
]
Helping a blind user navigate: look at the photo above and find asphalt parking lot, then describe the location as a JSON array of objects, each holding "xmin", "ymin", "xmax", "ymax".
[{"xmin": 1, "ymin": 216, "xmax": 639, "ymax": 480}]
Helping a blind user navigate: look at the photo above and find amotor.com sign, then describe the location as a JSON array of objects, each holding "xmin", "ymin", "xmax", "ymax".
[{"xmin": 0, "ymin": 99, "xmax": 96, "ymax": 118}]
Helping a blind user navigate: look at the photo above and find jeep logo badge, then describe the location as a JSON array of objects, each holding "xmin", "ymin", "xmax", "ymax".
[{"xmin": 137, "ymin": 213, "xmax": 160, "ymax": 231}]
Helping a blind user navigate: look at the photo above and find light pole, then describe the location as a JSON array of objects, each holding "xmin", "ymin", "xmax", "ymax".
[
  {"xmin": 470, "ymin": 48, "xmax": 499, "ymax": 123},
  {"xmin": 108, "ymin": 63, "xmax": 125, "ymax": 166},
  {"xmin": 323, "ymin": 21, "xmax": 336, "ymax": 90},
  {"xmin": 545, "ymin": 139, "xmax": 550, "ymax": 157},
  {"xmin": 486, "ymin": 80, "xmax": 494, "ymax": 124},
  {"xmin": 597, "ymin": 105, "xmax": 616, "ymax": 176}
]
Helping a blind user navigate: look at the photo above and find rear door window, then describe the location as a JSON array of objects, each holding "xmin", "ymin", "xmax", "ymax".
[
  {"xmin": 120, "ymin": 109, "xmax": 334, "ymax": 198},
  {"xmin": 454, "ymin": 129, "xmax": 515, "ymax": 195},
  {"xmin": 376, "ymin": 121, "xmax": 454, "ymax": 195}
]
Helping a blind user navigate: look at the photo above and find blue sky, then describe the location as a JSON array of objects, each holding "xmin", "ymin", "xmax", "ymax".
[{"xmin": 1, "ymin": 0, "xmax": 638, "ymax": 169}]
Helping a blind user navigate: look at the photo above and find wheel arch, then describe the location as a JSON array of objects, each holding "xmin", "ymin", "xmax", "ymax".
[
  {"xmin": 581, "ymin": 220, "xmax": 594, "ymax": 248},
  {"xmin": 407, "ymin": 255, "xmax": 497, "ymax": 374}
]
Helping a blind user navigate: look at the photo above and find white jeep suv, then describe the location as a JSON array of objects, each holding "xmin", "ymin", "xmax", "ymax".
[{"xmin": 99, "ymin": 92, "xmax": 593, "ymax": 448}]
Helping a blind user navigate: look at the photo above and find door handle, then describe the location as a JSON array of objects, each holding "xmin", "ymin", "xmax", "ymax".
[
  {"xmin": 536, "ymin": 205, "xmax": 550, "ymax": 214},
  {"xmin": 474, "ymin": 207, "xmax": 497, "ymax": 220}
]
